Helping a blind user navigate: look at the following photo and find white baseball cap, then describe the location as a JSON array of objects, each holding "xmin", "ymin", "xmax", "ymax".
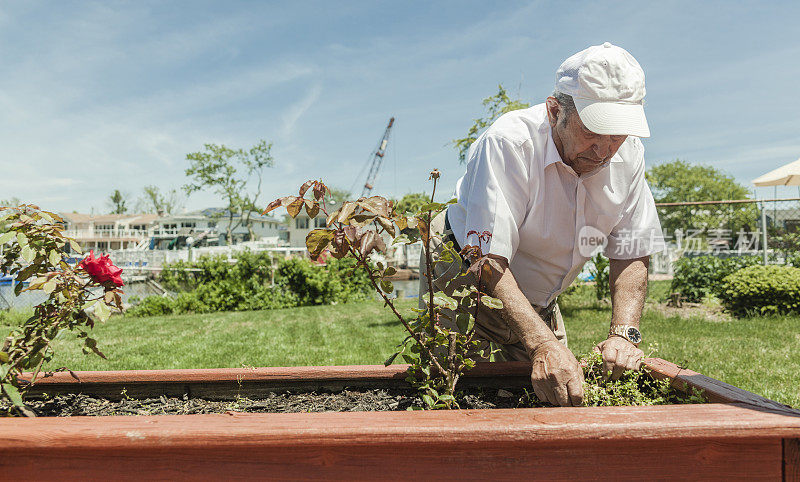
[{"xmin": 555, "ymin": 42, "xmax": 650, "ymax": 137}]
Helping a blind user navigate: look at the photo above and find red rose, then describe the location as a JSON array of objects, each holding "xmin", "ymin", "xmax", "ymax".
[{"xmin": 79, "ymin": 250, "xmax": 124, "ymax": 287}]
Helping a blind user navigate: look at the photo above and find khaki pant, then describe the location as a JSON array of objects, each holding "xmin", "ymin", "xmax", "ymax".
[{"xmin": 418, "ymin": 212, "xmax": 567, "ymax": 362}]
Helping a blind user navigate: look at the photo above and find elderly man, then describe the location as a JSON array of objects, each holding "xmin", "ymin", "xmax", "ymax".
[{"xmin": 421, "ymin": 42, "xmax": 663, "ymax": 407}]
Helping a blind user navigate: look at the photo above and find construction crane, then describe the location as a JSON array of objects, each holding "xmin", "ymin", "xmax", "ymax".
[{"xmin": 360, "ymin": 117, "xmax": 395, "ymax": 198}]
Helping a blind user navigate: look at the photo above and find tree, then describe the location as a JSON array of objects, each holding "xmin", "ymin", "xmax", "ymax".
[
  {"xmin": 325, "ymin": 187, "xmax": 350, "ymax": 208},
  {"xmin": 107, "ymin": 190, "xmax": 128, "ymax": 214},
  {"xmin": 184, "ymin": 139, "xmax": 275, "ymax": 244},
  {"xmin": 646, "ymin": 160, "xmax": 758, "ymax": 236},
  {"xmin": 136, "ymin": 185, "xmax": 183, "ymax": 216},
  {"xmin": 394, "ymin": 192, "xmax": 429, "ymax": 214},
  {"xmin": 452, "ymin": 84, "xmax": 530, "ymax": 164}
]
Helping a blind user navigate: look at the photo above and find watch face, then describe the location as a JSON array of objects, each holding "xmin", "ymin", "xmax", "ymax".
[{"xmin": 627, "ymin": 327, "xmax": 642, "ymax": 344}]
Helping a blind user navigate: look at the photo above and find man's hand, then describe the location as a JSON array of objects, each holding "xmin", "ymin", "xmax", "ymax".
[
  {"xmin": 530, "ymin": 340, "xmax": 584, "ymax": 406},
  {"xmin": 593, "ymin": 336, "xmax": 644, "ymax": 381}
]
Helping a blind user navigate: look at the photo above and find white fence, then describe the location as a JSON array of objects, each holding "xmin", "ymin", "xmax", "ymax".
[{"xmin": 110, "ymin": 242, "xmax": 308, "ymax": 272}]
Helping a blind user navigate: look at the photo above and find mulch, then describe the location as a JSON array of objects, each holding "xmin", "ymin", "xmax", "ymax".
[{"xmin": 16, "ymin": 386, "xmax": 545, "ymax": 417}]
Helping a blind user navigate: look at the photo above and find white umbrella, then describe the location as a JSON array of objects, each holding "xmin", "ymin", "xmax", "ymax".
[{"xmin": 752, "ymin": 157, "xmax": 800, "ymax": 186}]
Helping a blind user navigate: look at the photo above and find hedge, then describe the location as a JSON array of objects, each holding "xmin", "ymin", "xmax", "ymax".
[
  {"xmin": 126, "ymin": 255, "xmax": 373, "ymax": 317},
  {"xmin": 718, "ymin": 265, "xmax": 800, "ymax": 317}
]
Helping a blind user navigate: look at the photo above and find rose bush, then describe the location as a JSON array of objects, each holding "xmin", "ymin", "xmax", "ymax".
[{"xmin": 1, "ymin": 205, "xmax": 122, "ymax": 415}]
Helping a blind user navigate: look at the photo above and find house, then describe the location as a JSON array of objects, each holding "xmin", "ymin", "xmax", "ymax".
[
  {"xmin": 59, "ymin": 213, "xmax": 159, "ymax": 252},
  {"xmin": 151, "ymin": 208, "xmax": 286, "ymax": 249},
  {"xmin": 288, "ymin": 211, "xmax": 328, "ymax": 247},
  {"xmin": 60, "ymin": 209, "xmax": 287, "ymax": 252}
]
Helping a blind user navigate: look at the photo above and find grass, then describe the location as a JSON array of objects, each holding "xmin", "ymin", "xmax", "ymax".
[
  {"xmin": 29, "ymin": 301, "xmax": 412, "ymax": 371},
  {"xmin": 2, "ymin": 280, "xmax": 798, "ymax": 407}
]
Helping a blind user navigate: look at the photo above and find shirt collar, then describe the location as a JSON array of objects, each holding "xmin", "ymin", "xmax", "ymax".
[{"xmin": 544, "ymin": 130, "xmax": 564, "ymax": 168}]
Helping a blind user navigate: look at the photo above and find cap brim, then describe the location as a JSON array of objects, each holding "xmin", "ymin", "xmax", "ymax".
[{"xmin": 573, "ymin": 97, "xmax": 650, "ymax": 138}]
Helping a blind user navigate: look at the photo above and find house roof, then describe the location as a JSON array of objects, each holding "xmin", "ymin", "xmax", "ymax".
[{"xmin": 59, "ymin": 213, "xmax": 160, "ymax": 225}]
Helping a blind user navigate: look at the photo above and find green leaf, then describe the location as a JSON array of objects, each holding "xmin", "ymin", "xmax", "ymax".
[
  {"xmin": 1, "ymin": 382, "xmax": 23, "ymax": 406},
  {"xmin": 380, "ymin": 280, "xmax": 394, "ymax": 293},
  {"xmin": 68, "ymin": 238, "xmax": 83, "ymax": 254},
  {"xmin": 456, "ymin": 313, "xmax": 471, "ymax": 333},
  {"xmin": 392, "ymin": 234, "xmax": 411, "ymax": 245},
  {"xmin": 20, "ymin": 245, "xmax": 35, "ymax": 262},
  {"xmin": 16, "ymin": 232, "xmax": 27, "ymax": 247},
  {"xmin": 0, "ymin": 231, "xmax": 14, "ymax": 245},
  {"xmin": 48, "ymin": 249, "xmax": 61, "ymax": 266},
  {"xmin": 41, "ymin": 280, "xmax": 57, "ymax": 294},
  {"xmin": 305, "ymin": 229, "xmax": 335, "ymax": 258},
  {"xmin": 418, "ymin": 202, "xmax": 445, "ymax": 212},
  {"xmin": 0, "ymin": 352, "xmax": 9, "ymax": 363},
  {"xmin": 384, "ymin": 351, "xmax": 400, "ymax": 367},
  {"xmin": 422, "ymin": 394, "xmax": 435, "ymax": 407},
  {"xmin": 384, "ymin": 266, "xmax": 397, "ymax": 277},
  {"xmin": 94, "ymin": 301, "xmax": 111, "ymax": 323},
  {"xmin": 480, "ymin": 295, "xmax": 504, "ymax": 310},
  {"xmin": 433, "ymin": 292, "xmax": 458, "ymax": 310},
  {"xmin": 452, "ymin": 286, "xmax": 475, "ymax": 298}
]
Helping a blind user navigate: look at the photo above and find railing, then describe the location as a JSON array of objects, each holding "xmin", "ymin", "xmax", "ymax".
[{"xmin": 63, "ymin": 229, "xmax": 153, "ymax": 239}]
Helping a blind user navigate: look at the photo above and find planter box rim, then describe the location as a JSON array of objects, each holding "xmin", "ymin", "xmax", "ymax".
[{"xmin": 2, "ymin": 403, "xmax": 799, "ymax": 450}]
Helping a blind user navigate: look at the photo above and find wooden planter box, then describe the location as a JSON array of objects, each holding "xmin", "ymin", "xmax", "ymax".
[{"xmin": 2, "ymin": 358, "xmax": 799, "ymax": 480}]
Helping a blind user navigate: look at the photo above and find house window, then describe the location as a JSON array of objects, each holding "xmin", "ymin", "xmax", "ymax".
[
  {"xmin": 315, "ymin": 217, "xmax": 326, "ymax": 228},
  {"xmin": 181, "ymin": 222, "xmax": 196, "ymax": 228},
  {"xmin": 296, "ymin": 218, "xmax": 309, "ymax": 229},
  {"xmin": 208, "ymin": 221, "xmax": 216, "ymax": 228}
]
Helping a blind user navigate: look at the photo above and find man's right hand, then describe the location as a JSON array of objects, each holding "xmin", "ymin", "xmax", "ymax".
[{"xmin": 530, "ymin": 340, "xmax": 585, "ymax": 407}]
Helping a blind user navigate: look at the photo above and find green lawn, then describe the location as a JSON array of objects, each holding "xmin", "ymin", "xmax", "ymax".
[{"xmin": 3, "ymin": 280, "xmax": 799, "ymax": 407}]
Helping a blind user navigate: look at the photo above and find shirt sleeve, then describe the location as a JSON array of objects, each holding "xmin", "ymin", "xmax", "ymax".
[
  {"xmin": 455, "ymin": 134, "xmax": 531, "ymax": 262},
  {"xmin": 604, "ymin": 141, "xmax": 665, "ymax": 259}
]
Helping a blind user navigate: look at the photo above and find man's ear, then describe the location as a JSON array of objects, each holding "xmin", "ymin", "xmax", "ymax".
[{"xmin": 545, "ymin": 97, "xmax": 559, "ymax": 127}]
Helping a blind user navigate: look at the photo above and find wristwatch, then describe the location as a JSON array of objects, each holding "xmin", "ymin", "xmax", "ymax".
[{"xmin": 609, "ymin": 324, "xmax": 642, "ymax": 346}]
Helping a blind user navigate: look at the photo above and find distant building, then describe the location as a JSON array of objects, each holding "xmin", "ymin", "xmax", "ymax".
[
  {"xmin": 151, "ymin": 208, "xmax": 286, "ymax": 249},
  {"xmin": 59, "ymin": 213, "xmax": 159, "ymax": 252},
  {"xmin": 288, "ymin": 211, "xmax": 328, "ymax": 247},
  {"xmin": 60, "ymin": 209, "xmax": 287, "ymax": 252}
]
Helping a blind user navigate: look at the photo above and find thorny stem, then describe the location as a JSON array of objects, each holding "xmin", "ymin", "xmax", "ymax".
[
  {"xmin": 424, "ymin": 178, "xmax": 438, "ymax": 334},
  {"xmin": 446, "ymin": 332, "xmax": 459, "ymax": 401},
  {"xmin": 467, "ymin": 235, "xmax": 487, "ymax": 340}
]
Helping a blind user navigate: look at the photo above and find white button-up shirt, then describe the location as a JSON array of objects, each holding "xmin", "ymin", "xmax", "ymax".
[{"xmin": 448, "ymin": 103, "xmax": 663, "ymax": 307}]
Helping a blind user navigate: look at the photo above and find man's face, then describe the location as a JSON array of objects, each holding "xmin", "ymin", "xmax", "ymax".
[{"xmin": 547, "ymin": 97, "xmax": 627, "ymax": 175}]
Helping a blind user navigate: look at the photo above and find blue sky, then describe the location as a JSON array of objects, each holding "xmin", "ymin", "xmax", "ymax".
[{"xmin": 1, "ymin": 1, "xmax": 799, "ymax": 213}]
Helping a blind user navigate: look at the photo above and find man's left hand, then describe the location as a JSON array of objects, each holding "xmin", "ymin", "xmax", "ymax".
[{"xmin": 592, "ymin": 336, "xmax": 644, "ymax": 381}]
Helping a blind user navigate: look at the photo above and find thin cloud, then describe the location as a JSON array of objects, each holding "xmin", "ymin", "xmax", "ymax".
[{"xmin": 281, "ymin": 84, "xmax": 322, "ymax": 139}]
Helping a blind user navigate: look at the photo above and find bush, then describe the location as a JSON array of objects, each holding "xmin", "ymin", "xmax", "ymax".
[
  {"xmin": 718, "ymin": 265, "xmax": 800, "ymax": 317},
  {"xmin": 274, "ymin": 257, "xmax": 372, "ymax": 306},
  {"xmin": 670, "ymin": 255, "xmax": 761, "ymax": 303},
  {"xmin": 127, "ymin": 255, "xmax": 373, "ymax": 317},
  {"xmin": 159, "ymin": 250, "xmax": 275, "ymax": 292}
]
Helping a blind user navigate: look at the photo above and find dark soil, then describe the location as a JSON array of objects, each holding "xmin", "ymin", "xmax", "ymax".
[{"xmin": 18, "ymin": 386, "xmax": 546, "ymax": 417}]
